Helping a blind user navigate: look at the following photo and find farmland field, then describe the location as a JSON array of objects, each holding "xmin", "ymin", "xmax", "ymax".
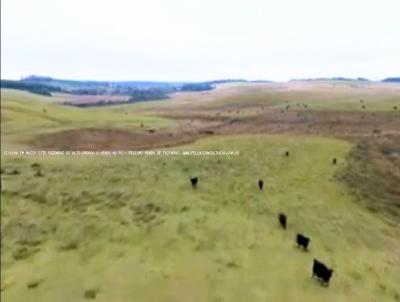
[{"xmin": 1, "ymin": 82, "xmax": 400, "ymax": 302}]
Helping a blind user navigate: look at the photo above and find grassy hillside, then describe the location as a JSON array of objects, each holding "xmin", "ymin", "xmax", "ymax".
[
  {"xmin": 1, "ymin": 135, "xmax": 399, "ymax": 302},
  {"xmin": 1, "ymin": 89, "xmax": 171, "ymax": 149},
  {"xmin": 136, "ymin": 81, "xmax": 400, "ymax": 115}
]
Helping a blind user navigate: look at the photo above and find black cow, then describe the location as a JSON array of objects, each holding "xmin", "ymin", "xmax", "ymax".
[
  {"xmin": 296, "ymin": 233, "xmax": 310, "ymax": 251},
  {"xmin": 312, "ymin": 259, "xmax": 334, "ymax": 286},
  {"xmin": 258, "ymin": 179, "xmax": 264, "ymax": 190},
  {"xmin": 199, "ymin": 130, "xmax": 214, "ymax": 135},
  {"xmin": 190, "ymin": 177, "xmax": 198, "ymax": 189},
  {"xmin": 332, "ymin": 158, "xmax": 337, "ymax": 165},
  {"xmin": 285, "ymin": 151, "xmax": 290, "ymax": 157},
  {"xmin": 278, "ymin": 213, "xmax": 287, "ymax": 229},
  {"xmin": 31, "ymin": 163, "xmax": 41, "ymax": 169}
]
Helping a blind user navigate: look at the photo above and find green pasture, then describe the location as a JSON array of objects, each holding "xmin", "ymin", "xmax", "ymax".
[{"xmin": 1, "ymin": 135, "xmax": 399, "ymax": 302}]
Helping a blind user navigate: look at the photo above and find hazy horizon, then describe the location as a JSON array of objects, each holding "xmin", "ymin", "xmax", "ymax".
[
  {"xmin": 2, "ymin": 74, "xmax": 399, "ymax": 83},
  {"xmin": 2, "ymin": 0, "xmax": 400, "ymax": 82}
]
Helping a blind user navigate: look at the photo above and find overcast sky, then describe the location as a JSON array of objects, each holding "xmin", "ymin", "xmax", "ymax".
[{"xmin": 1, "ymin": 0, "xmax": 399, "ymax": 81}]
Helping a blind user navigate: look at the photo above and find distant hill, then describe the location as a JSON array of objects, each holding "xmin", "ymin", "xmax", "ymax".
[
  {"xmin": 382, "ymin": 77, "xmax": 400, "ymax": 83},
  {"xmin": 179, "ymin": 79, "xmax": 273, "ymax": 92},
  {"xmin": 20, "ymin": 76, "xmax": 269, "ymax": 89},
  {"xmin": 290, "ymin": 77, "xmax": 371, "ymax": 82},
  {"xmin": 1, "ymin": 76, "xmax": 273, "ymax": 99},
  {"xmin": 1, "ymin": 76, "xmax": 187, "ymax": 100},
  {"xmin": 180, "ymin": 83, "xmax": 214, "ymax": 92},
  {"xmin": 21, "ymin": 75, "xmax": 184, "ymax": 90}
]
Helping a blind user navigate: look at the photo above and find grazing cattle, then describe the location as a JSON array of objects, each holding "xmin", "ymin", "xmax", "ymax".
[
  {"xmin": 258, "ymin": 179, "xmax": 264, "ymax": 190},
  {"xmin": 285, "ymin": 151, "xmax": 289, "ymax": 157},
  {"xmin": 199, "ymin": 130, "xmax": 214, "ymax": 135},
  {"xmin": 332, "ymin": 158, "xmax": 337, "ymax": 165},
  {"xmin": 31, "ymin": 163, "xmax": 41, "ymax": 169},
  {"xmin": 362, "ymin": 105, "xmax": 366, "ymax": 109},
  {"xmin": 394, "ymin": 106, "xmax": 398, "ymax": 110},
  {"xmin": 278, "ymin": 213, "xmax": 287, "ymax": 229},
  {"xmin": 360, "ymin": 99, "xmax": 364, "ymax": 103},
  {"xmin": 190, "ymin": 177, "xmax": 198, "ymax": 188},
  {"xmin": 296, "ymin": 233, "xmax": 311, "ymax": 251},
  {"xmin": 9, "ymin": 169, "xmax": 20, "ymax": 175},
  {"xmin": 312, "ymin": 259, "xmax": 334, "ymax": 286}
]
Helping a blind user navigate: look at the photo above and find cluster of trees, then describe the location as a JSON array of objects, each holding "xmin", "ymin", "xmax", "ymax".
[
  {"xmin": 180, "ymin": 83, "xmax": 214, "ymax": 92},
  {"xmin": 72, "ymin": 88, "xmax": 108, "ymax": 95},
  {"xmin": 110, "ymin": 86, "xmax": 173, "ymax": 96},
  {"xmin": 67, "ymin": 100, "xmax": 124, "ymax": 108},
  {"xmin": 128, "ymin": 88, "xmax": 170, "ymax": 102},
  {"xmin": 382, "ymin": 77, "xmax": 400, "ymax": 83},
  {"xmin": 70, "ymin": 87, "xmax": 173, "ymax": 102},
  {"xmin": 1, "ymin": 80, "xmax": 62, "ymax": 96},
  {"xmin": 292, "ymin": 77, "xmax": 371, "ymax": 82}
]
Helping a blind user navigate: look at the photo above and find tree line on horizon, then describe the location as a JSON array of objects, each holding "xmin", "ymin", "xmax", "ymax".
[
  {"xmin": 1, "ymin": 76, "xmax": 399, "ymax": 101},
  {"xmin": 0, "ymin": 78, "xmax": 217, "ymax": 101}
]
